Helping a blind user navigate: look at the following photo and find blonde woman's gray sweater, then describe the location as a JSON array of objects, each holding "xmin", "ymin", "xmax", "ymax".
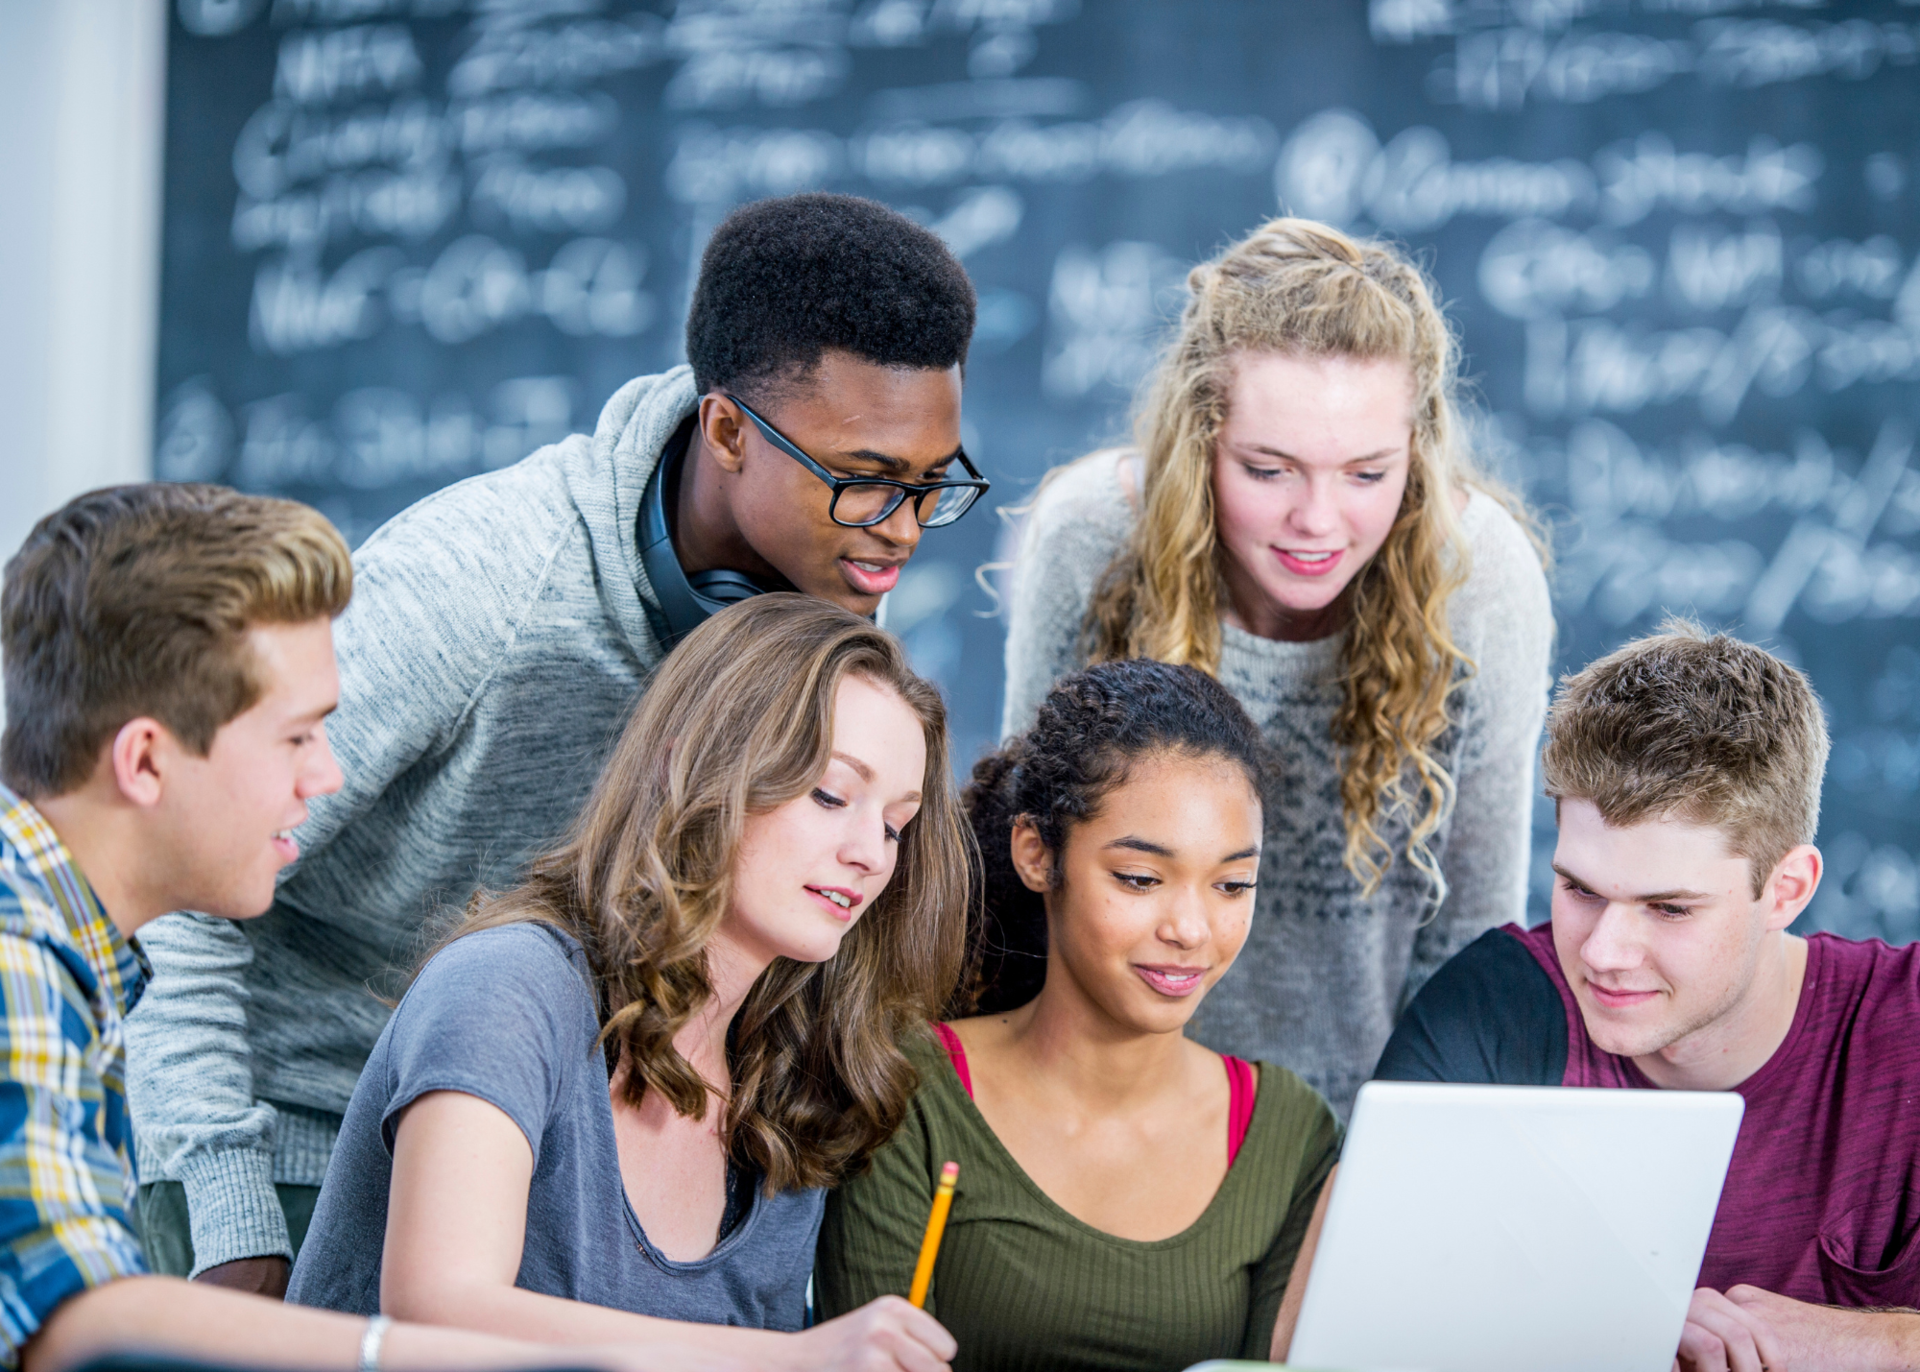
[
  {"xmin": 1000, "ymin": 450, "xmax": 1555, "ymax": 1116},
  {"xmin": 123, "ymin": 368, "xmax": 699, "ymax": 1274}
]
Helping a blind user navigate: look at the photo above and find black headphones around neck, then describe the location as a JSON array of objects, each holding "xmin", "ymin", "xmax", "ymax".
[{"xmin": 638, "ymin": 419, "xmax": 787, "ymax": 649}]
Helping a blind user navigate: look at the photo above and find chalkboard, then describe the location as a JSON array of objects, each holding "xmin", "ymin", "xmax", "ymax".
[{"xmin": 155, "ymin": 0, "xmax": 1920, "ymax": 938}]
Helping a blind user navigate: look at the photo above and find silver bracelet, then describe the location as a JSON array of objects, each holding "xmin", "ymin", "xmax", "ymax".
[{"xmin": 358, "ymin": 1314, "xmax": 394, "ymax": 1372}]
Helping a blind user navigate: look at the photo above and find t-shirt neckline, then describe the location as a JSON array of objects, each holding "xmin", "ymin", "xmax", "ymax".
[{"xmin": 925, "ymin": 1031, "xmax": 1264, "ymax": 1251}]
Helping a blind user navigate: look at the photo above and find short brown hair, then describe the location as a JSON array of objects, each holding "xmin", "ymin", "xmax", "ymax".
[
  {"xmin": 453, "ymin": 593, "xmax": 971, "ymax": 1192},
  {"xmin": 1541, "ymin": 619, "xmax": 1829, "ymax": 895},
  {"xmin": 2, "ymin": 483, "xmax": 352, "ymax": 798}
]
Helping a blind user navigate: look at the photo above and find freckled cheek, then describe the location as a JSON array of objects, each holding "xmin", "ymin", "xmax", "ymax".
[{"xmin": 1210, "ymin": 907, "xmax": 1253, "ymax": 962}]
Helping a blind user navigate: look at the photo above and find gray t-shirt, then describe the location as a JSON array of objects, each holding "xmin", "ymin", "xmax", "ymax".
[{"xmin": 286, "ymin": 922, "xmax": 823, "ymax": 1326}]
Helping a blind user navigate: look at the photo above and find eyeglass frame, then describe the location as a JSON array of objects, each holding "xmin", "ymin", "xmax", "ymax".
[{"xmin": 725, "ymin": 394, "xmax": 990, "ymax": 529}]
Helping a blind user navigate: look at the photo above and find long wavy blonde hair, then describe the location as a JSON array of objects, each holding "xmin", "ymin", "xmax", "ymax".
[
  {"xmin": 450, "ymin": 595, "xmax": 970, "ymax": 1192},
  {"xmin": 1084, "ymin": 217, "xmax": 1535, "ymax": 897}
]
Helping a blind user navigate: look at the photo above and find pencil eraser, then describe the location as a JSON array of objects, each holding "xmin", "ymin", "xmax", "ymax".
[{"xmin": 939, "ymin": 1160, "xmax": 960, "ymax": 1182}]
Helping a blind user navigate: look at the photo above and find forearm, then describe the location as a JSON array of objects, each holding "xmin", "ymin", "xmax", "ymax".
[
  {"xmin": 124, "ymin": 914, "xmax": 292, "ymax": 1270},
  {"xmin": 1687, "ymin": 1285, "xmax": 1920, "ymax": 1372},
  {"xmin": 1783, "ymin": 1304, "xmax": 1920, "ymax": 1371},
  {"xmin": 388, "ymin": 1277, "xmax": 784, "ymax": 1359},
  {"xmin": 26, "ymin": 1277, "xmax": 582, "ymax": 1372},
  {"xmin": 1854, "ymin": 1310, "xmax": 1920, "ymax": 1370}
]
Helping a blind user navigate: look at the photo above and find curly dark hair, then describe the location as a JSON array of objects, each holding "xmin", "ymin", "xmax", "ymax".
[
  {"xmin": 685, "ymin": 193, "xmax": 976, "ymax": 404},
  {"xmin": 961, "ymin": 659, "xmax": 1269, "ymax": 1015}
]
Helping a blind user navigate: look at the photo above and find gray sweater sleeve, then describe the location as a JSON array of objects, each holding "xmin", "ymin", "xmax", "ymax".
[
  {"xmin": 124, "ymin": 474, "xmax": 543, "ymax": 1273},
  {"xmin": 999, "ymin": 451, "xmax": 1134, "ymax": 740},
  {"xmin": 1404, "ymin": 496, "xmax": 1554, "ymax": 1008}
]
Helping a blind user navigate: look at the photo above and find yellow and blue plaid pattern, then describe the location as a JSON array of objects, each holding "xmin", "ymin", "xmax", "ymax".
[{"xmin": 0, "ymin": 785, "xmax": 149, "ymax": 1366}]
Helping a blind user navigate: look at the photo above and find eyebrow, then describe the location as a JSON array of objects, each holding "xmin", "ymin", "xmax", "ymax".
[
  {"xmin": 837, "ymin": 445, "xmax": 964, "ymax": 478},
  {"xmin": 1237, "ymin": 443, "xmax": 1402, "ymax": 465},
  {"xmin": 1106, "ymin": 836, "xmax": 1173, "ymax": 857},
  {"xmin": 1551, "ymin": 863, "xmax": 1711, "ymax": 904},
  {"xmin": 830, "ymin": 750, "xmax": 922, "ymax": 803},
  {"xmin": 832, "ymin": 750, "xmax": 873, "ymax": 781},
  {"xmin": 1103, "ymin": 838, "xmax": 1261, "ymax": 863}
]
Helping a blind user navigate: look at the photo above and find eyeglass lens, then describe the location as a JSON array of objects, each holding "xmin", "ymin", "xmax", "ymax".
[{"xmin": 832, "ymin": 482, "xmax": 979, "ymax": 528}]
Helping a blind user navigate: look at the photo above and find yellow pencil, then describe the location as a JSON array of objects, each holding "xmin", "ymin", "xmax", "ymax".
[{"xmin": 908, "ymin": 1160, "xmax": 960, "ymax": 1308}]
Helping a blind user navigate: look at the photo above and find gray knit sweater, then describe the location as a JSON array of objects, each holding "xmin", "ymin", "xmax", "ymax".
[
  {"xmin": 1001, "ymin": 451, "xmax": 1554, "ymax": 1116},
  {"xmin": 123, "ymin": 367, "xmax": 697, "ymax": 1274}
]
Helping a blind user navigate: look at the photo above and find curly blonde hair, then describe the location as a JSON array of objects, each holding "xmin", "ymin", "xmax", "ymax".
[
  {"xmin": 450, "ymin": 595, "xmax": 970, "ymax": 1192},
  {"xmin": 1083, "ymin": 217, "xmax": 1537, "ymax": 897}
]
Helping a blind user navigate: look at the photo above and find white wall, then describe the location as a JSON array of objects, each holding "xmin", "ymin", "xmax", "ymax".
[{"xmin": 0, "ymin": 0, "xmax": 167, "ymax": 728}]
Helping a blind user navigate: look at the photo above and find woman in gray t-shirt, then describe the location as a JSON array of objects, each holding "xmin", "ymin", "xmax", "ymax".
[{"xmin": 290, "ymin": 597, "xmax": 971, "ymax": 1371}]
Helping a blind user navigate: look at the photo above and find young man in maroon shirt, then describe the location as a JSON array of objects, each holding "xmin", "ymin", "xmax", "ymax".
[{"xmin": 1374, "ymin": 620, "xmax": 1920, "ymax": 1372}]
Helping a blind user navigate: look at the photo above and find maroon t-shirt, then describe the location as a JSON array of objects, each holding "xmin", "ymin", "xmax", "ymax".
[{"xmin": 1375, "ymin": 922, "xmax": 1920, "ymax": 1306}]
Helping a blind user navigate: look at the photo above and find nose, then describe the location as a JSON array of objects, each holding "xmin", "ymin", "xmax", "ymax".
[
  {"xmin": 301, "ymin": 723, "xmax": 346, "ymax": 801},
  {"xmin": 869, "ymin": 494, "xmax": 924, "ymax": 553},
  {"xmin": 1580, "ymin": 901, "xmax": 1644, "ymax": 974},
  {"xmin": 838, "ymin": 808, "xmax": 890, "ymax": 878},
  {"xmin": 1158, "ymin": 885, "xmax": 1210, "ymax": 951},
  {"xmin": 1289, "ymin": 476, "xmax": 1339, "ymax": 538}
]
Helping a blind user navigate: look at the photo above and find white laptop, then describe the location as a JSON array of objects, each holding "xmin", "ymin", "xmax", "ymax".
[{"xmin": 1287, "ymin": 1081, "xmax": 1744, "ymax": 1372}]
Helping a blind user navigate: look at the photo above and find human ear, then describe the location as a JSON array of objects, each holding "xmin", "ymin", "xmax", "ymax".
[
  {"xmin": 698, "ymin": 394, "xmax": 750, "ymax": 475},
  {"xmin": 1763, "ymin": 844, "xmax": 1823, "ymax": 930},
  {"xmin": 1009, "ymin": 817, "xmax": 1053, "ymax": 894},
  {"xmin": 108, "ymin": 717, "xmax": 171, "ymax": 809}
]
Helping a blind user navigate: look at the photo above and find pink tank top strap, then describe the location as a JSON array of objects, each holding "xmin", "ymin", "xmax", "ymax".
[
  {"xmin": 1224, "ymin": 1055, "xmax": 1255, "ymax": 1166},
  {"xmin": 933, "ymin": 1021, "xmax": 974, "ymax": 1099},
  {"xmin": 937, "ymin": 1026, "xmax": 1250, "ymax": 1159}
]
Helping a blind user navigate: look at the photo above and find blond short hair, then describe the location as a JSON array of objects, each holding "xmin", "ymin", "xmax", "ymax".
[
  {"xmin": 1541, "ymin": 619, "xmax": 1829, "ymax": 895},
  {"xmin": 2, "ymin": 483, "xmax": 352, "ymax": 797}
]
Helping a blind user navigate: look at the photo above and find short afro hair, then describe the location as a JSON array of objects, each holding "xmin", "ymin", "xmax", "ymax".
[{"xmin": 686, "ymin": 193, "xmax": 975, "ymax": 403}]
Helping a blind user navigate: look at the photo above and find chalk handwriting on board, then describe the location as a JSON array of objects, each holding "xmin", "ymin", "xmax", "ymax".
[{"xmin": 159, "ymin": 0, "xmax": 1920, "ymax": 936}]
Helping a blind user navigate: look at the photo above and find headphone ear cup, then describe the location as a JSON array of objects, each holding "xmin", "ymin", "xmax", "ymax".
[
  {"xmin": 687, "ymin": 567, "xmax": 774, "ymax": 607},
  {"xmin": 638, "ymin": 420, "xmax": 782, "ymax": 648}
]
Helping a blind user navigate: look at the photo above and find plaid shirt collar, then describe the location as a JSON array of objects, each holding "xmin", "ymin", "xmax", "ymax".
[{"xmin": 0, "ymin": 784, "xmax": 149, "ymax": 1020}]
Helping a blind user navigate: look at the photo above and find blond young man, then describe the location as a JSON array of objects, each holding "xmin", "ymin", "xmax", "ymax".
[
  {"xmin": 1372, "ymin": 622, "xmax": 1920, "ymax": 1372},
  {"xmin": 0, "ymin": 485, "xmax": 822, "ymax": 1372}
]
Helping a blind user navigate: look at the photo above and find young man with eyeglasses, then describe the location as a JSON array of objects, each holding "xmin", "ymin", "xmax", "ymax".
[{"xmin": 125, "ymin": 192, "xmax": 984, "ymax": 1293}]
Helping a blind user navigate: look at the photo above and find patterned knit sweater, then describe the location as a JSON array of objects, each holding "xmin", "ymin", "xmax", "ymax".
[{"xmin": 1000, "ymin": 450, "xmax": 1554, "ymax": 1115}]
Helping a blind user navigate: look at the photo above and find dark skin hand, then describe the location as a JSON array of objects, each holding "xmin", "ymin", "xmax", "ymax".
[
  {"xmin": 194, "ymin": 1255, "xmax": 290, "ymax": 1298},
  {"xmin": 676, "ymin": 349, "xmax": 966, "ymax": 617}
]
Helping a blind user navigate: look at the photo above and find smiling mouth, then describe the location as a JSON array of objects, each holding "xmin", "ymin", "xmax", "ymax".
[
  {"xmin": 838, "ymin": 557, "xmax": 903, "ymax": 596},
  {"xmin": 1274, "ymin": 547, "xmax": 1344, "ymax": 577},
  {"xmin": 805, "ymin": 885, "xmax": 863, "ymax": 915},
  {"xmin": 1134, "ymin": 965, "xmax": 1207, "ymax": 997}
]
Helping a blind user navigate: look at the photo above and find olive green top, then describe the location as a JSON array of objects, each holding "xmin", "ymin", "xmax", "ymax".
[{"xmin": 817, "ymin": 1032, "xmax": 1340, "ymax": 1372}]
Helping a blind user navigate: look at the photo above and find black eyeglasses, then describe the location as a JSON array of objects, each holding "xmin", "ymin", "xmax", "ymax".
[{"xmin": 729, "ymin": 395, "xmax": 990, "ymax": 529}]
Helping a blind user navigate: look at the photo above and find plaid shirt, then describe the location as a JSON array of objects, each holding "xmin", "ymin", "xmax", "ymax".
[{"xmin": 0, "ymin": 785, "xmax": 149, "ymax": 1366}]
